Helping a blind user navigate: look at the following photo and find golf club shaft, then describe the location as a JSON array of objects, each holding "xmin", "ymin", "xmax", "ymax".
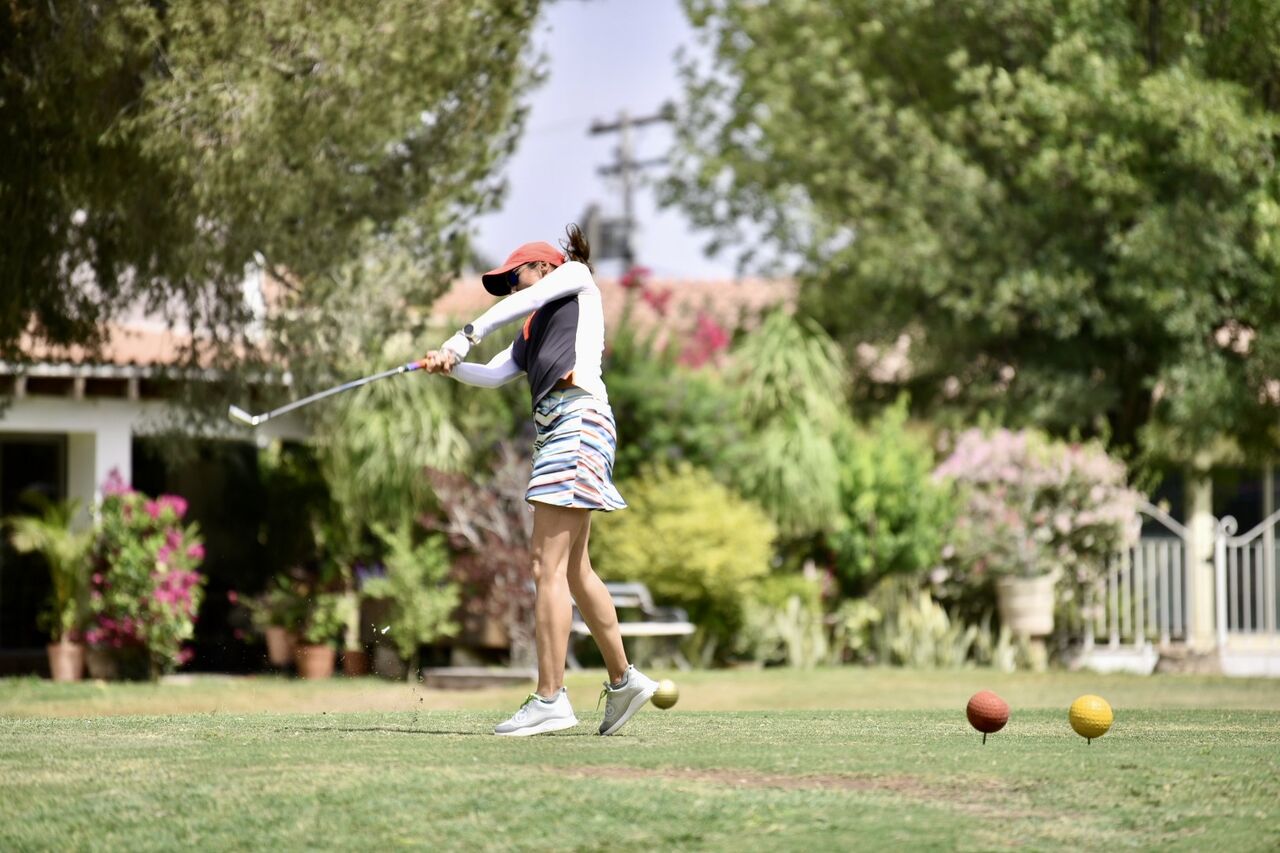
[{"xmin": 247, "ymin": 359, "xmax": 426, "ymax": 424}]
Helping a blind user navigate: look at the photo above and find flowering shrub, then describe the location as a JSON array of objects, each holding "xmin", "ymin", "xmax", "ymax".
[
  {"xmin": 86, "ymin": 471, "xmax": 206, "ymax": 676},
  {"xmin": 933, "ymin": 429, "xmax": 1143, "ymax": 587},
  {"xmin": 680, "ymin": 311, "xmax": 732, "ymax": 368}
]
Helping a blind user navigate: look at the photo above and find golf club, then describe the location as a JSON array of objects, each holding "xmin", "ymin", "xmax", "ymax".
[{"xmin": 228, "ymin": 358, "xmax": 430, "ymax": 427}]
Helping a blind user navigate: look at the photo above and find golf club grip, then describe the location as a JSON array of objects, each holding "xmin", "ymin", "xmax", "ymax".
[{"xmin": 260, "ymin": 361, "xmax": 423, "ymax": 422}]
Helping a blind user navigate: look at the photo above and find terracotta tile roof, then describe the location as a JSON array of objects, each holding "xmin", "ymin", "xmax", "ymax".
[{"xmin": 16, "ymin": 324, "xmax": 197, "ymax": 370}]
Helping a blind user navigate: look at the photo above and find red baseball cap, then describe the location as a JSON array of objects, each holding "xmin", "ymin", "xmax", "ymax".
[{"xmin": 481, "ymin": 241, "xmax": 566, "ymax": 296}]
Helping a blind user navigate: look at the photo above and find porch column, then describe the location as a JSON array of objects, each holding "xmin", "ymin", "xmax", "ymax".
[
  {"xmin": 66, "ymin": 434, "xmax": 96, "ymax": 530},
  {"xmin": 66, "ymin": 424, "xmax": 132, "ymax": 523},
  {"xmin": 1185, "ymin": 466, "xmax": 1217, "ymax": 651},
  {"xmin": 93, "ymin": 424, "xmax": 132, "ymax": 502}
]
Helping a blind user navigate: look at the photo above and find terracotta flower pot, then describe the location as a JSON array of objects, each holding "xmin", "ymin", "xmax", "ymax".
[
  {"xmin": 341, "ymin": 649, "xmax": 370, "ymax": 677},
  {"xmin": 47, "ymin": 641, "xmax": 85, "ymax": 682},
  {"xmin": 996, "ymin": 573, "xmax": 1058, "ymax": 637},
  {"xmin": 295, "ymin": 644, "xmax": 336, "ymax": 679},
  {"xmin": 264, "ymin": 626, "xmax": 297, "ymax": 668}
]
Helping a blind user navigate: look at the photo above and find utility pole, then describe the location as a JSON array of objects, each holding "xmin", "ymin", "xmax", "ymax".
[{"xmin": 588, "ymin": 102, "xmax": 674, "ymax": 268}]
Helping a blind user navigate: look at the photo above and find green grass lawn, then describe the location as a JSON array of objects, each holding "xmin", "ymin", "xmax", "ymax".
[{"xmin": 3, "ymin": 669, "xmax": 1279, "ymax": 850}]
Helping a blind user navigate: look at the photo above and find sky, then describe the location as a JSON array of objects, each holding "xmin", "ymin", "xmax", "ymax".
[{"xmin": 473, "ymin": 0, "xmax": 736, "ymax": 280}]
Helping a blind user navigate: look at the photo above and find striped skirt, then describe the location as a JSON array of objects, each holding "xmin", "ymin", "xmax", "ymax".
[{"xmin": 527, "ymin": 387, "xmax": 627, "ymax": 512}]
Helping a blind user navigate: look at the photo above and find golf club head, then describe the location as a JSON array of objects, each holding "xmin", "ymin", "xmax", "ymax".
[{"xmin": 227, "ymin": 405, "xmax": 260, "ymax": 427}]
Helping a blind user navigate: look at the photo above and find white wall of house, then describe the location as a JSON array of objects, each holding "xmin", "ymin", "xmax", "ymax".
[{"xmin": 1, "ymin": 397, "xmax": 152, "ymax": 512}]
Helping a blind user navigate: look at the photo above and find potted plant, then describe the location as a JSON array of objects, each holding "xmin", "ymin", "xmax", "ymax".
[
  {"xmin": 243, "ymin": 574, "xmax": 307, "ymax": 668},
  {"xmin": 86, "ymin": 472, "xmax": 207, "ymax": 679},
  {"xmin": 5, "ymin": 494, "xmax": 92, "ymax": 682},
  {"xmin": 361, "ymin": 521, "xmax": 459, "ymax": 681},
  {"xmin": 294, "ymin": 591, "xmax": 347, "ymax": 679},
  {"xmin": 935, "ymin": 429, "xmax": 1142, "ymax": 641}
]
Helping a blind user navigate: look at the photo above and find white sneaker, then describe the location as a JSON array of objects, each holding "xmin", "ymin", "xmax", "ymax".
[
  {"xmin": 494, "ymin": 688, "xmax": 579, "ymax": 737},
  {"xmin": 598, "ymin": 665, "xmax": 659, "ymax": 736}
]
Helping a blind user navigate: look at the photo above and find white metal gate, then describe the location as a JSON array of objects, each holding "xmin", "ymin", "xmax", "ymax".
[
  {"xmin": 1215, "ymin": 511, "xmax": 1280, "ymax": 646},
  {"xmin": 1089, "ymin": 501, "xmax": 1192, "ymax": 649}
]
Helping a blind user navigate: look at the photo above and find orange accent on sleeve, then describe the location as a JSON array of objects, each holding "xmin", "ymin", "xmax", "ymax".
[{"xmin": 522, "ymin": 312, "xmax": 535, "ymax": 340}]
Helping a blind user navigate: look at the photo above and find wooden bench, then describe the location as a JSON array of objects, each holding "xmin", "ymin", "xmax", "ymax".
[{"xmin": 568, "ymin": 581, "xmax": 695, "ymax": 670}]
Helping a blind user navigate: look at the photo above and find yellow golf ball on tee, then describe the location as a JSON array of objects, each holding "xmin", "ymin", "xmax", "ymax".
[
  {"xmin": 1069, "ymin": 694, "xmax": 1113, "ymax": 742},
  {"xmin": 651, "ymin": 679, "xmax": 679, "ymax": 710}
]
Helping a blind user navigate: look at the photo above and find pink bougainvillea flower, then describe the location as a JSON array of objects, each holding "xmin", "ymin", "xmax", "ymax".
[
  {"xmin": 187, "ymin": 543, "xmax": 205, "ymax": 561},
  {"xmin": 144, "ymin": 500, "xmax": 162, "ymax": 520},
  {"xmin": 619, "ymin": 266, "xmax": 652, "ymax": 291},
  {"xmin": 159, "ymin": 495, "xmax": 188, "ymax": 518},
  {"xmin": 680, "ymin": 312, "xmax": 732, "ymax": 368},
  {"xmin": 640, "ymin": 287, "xmax": 673, "ymax": 317},
  {"xmin": 226, "ymin": 590, "xmax": 239, "ymax": 605},
  {"xmin": 101, "ymin": 468, "xmax": 132, "ymax": 497}
]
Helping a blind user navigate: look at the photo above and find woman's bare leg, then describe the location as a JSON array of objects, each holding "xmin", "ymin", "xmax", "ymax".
[
  {"xmin": 565, "ymin": 515, "xmax": 629, "ymax": 683},
  {"xmin": 530, "ymin": 503, "xmax": 589, "ymax": 697}
]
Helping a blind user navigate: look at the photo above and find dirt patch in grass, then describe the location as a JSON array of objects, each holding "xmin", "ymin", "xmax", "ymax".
[{"xmin": 565, "ymin": 765, "xmax": 1041, "ymax": 818}]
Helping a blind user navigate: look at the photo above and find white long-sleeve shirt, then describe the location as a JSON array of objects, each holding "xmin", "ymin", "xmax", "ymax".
[{"xmin": 442, "ymin": 261, "xmax": 609, "ymax": 407}]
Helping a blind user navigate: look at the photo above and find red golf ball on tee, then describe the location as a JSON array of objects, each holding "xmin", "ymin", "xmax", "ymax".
[{"xmin": 966, "ymin": 690, "xmax": 1009, "ymax": 743}]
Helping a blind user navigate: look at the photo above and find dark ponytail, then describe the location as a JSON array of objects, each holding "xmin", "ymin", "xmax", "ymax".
[{"xmin": 561, "ymin": 224, "xmax": 592, "ymax": 271}]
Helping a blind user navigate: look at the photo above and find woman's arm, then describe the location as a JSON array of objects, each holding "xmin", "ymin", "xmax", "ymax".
[
  {"xmin": 440, "ymin": 261, "xmax": 596, "ymax": 359},
  {"xmin": 448, "ymin": 344, "xmax": 524, "ymax": 388}
]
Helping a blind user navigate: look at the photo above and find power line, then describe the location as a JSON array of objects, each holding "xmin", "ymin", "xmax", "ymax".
[{"xmin": 586, "ymin": 102, "xmax": 674, "ymax": 268}]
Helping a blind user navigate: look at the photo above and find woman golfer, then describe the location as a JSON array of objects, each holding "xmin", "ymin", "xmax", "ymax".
[{"xmin": 421, "ymin": 225, "xmax": 659, "ymax": 736}]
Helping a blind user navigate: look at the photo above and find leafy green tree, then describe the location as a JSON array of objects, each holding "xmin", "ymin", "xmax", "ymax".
[
  {"xmin": 669, "ymin": 1, "xmax": 1280, "ymax": 464},
  {"xmin": 1, "ymin": 1, "xmax": 539, "ymax": 393}
]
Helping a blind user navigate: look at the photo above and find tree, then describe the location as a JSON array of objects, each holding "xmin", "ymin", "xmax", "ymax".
[
  {"xmin": 668, "ymin": 1, "xmax": 1280, "ymax": 465},
  {"xmin": 1, "ymin": 1, "xmax": 540, "ymax": 392}
]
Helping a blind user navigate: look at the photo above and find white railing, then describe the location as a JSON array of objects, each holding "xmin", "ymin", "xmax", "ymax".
[
  {"xmin": 1215, "ymin": 511, "xmax": 1280, "ymax": 646},
  {"xmin": 1089, "ymin": 501, "xmax": 1191, "ymax": 648},
  {"xmin": 1085, "ymin": 503, "xmax": 1280, "ymax": 653}
]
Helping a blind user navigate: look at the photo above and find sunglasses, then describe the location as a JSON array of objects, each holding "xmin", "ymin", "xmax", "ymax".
[{"xmin": 507, "ymin": 265, "xmax": 524, "ymax": 289}]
